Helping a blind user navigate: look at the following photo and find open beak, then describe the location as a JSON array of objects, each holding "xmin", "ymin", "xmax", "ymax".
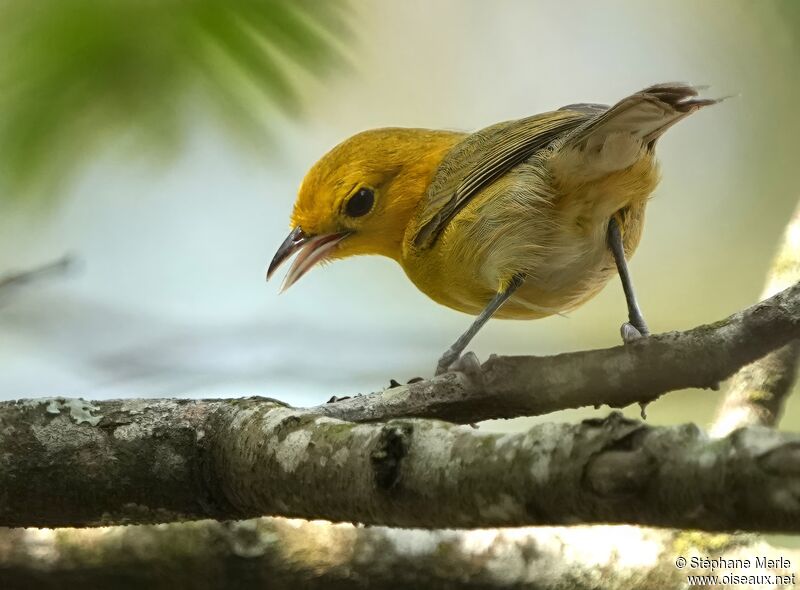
[{"xmin": 266, "ymin": 226, "xmax": 350, "ymax": 291}]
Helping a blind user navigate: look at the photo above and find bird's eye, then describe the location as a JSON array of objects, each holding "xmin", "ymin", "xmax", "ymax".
[{"xmin": 344, "ymin": 188, "xmax": 375, "ymax": 218}]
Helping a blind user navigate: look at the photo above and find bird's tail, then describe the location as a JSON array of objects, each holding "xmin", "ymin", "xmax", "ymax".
[
  {"xmin": 550, "ymin": 84, "xmax": 721, "ymax": 228},
  {"xmin": 551, "ymin": 83, "xmax": 721, "ymax": 188},
  {"xmin": 564, "ymin": 83, "xmax": 721, "ymax": 152}
]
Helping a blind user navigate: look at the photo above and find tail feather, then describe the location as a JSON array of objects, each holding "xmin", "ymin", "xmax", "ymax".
[
  {"xmin": 564, "ymin": 83, "xmax": 721, "ymax": 151},
  {"xmin": 551, "ymin": 83, "xmax": 721, "ymax": 186}
]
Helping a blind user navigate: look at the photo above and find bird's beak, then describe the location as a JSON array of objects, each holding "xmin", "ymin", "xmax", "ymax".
[{"xmin": 266, "ymin": 226, "xmax": 350, "ymax": 291}]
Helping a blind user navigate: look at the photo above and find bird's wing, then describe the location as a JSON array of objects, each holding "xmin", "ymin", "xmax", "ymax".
[
  {"xmin": 561, "ymin": 83, "xmax": 718, "ymax": 150},
  {"xmin": 411, "ymin": 109, "xmax": 594, "ymax": 250},
  {"xmin": 557, "ymin": 102, "xmax": 609, "ymax": 116}
]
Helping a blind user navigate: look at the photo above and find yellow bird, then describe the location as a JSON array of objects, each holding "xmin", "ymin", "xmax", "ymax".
[{"xmin": 268, "ymin": 83, "xmax": 719, "ymax": 375}]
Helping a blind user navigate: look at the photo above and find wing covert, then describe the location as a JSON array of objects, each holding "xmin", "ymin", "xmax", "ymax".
[{"xmin": 412, "ymin": 109, "xmax": 592, "ymax": 250}]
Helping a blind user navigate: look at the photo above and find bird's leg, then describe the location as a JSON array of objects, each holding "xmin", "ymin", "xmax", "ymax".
[
  {"xmin": 435, "ymin": 275, "xmax": 524, "ymax": 375},
  {"xmin": 607, "ymin": 215, "xmax": 649, "ymax": 342}
]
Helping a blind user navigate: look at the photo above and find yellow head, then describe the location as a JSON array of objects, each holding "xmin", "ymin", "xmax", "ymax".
[{"xmin": 268, "ymin": 127, "xmax": 462, "ymax": 290}]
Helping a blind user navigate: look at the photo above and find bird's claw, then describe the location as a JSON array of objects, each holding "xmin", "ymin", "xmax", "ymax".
[
  {"xmin": 621, "ymin": 322, "xmax": 645, "ymax": 343},
  {"xmin": 452, "ymin": 352, "xmax": 484, "ymax": 383},
  {"xmin": 435, "ymin": 350, "xmax": 483, "ymax": 381}
]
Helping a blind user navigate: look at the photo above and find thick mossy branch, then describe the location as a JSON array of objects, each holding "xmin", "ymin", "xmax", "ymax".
[
  {"xmin": 4, "ymin": 398, "xmax": 800, "ymax": 531},
  {"xmin": 2, "ymin": 281, "xmax": 800, "ymax": 530},
  {"xmin": 1, "ymin": 519, "xmax": 797, "ymax": 590},
  {"xmin": 315, "ymin": 281, "xmax": 800, "ymax": 424}
]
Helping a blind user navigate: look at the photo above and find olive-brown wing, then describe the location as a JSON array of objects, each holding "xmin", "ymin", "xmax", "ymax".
[{"xmin": 411, "ymin": 109, "xmax": 591, "ymax": 250}]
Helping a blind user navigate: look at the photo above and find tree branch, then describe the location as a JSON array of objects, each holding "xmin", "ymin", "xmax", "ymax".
[
  {"xmin": 315, "ymin": 281, "xmax": 800, "ymax": 424},
  {"xmin": 3, "ymin": 222, "xmax": 800, "ymax": 590},
  {"xmin": 0, "ymin": 255, "xmax": 73, "ymax": 293},
  {"xmin": 711, "ymin": 204, "xmax": 800, "ymax": 436},
  {"xmin": 1, "ymin": 519, "xmax": 797, "ymax": 590},
  {"xmin": 3, "ymin": 247, "xmax": 800, "ymax": 533},
  {"xmin": 3, "ymin": 398, "xmax": 800, "ymax": 532}
]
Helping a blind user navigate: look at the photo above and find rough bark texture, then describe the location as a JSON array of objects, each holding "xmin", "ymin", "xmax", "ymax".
[
  {"xmin": 712, "ymin": 205, "xmax": 800, "ymax": 437},
  {"xmin": 3, "ymin": 232, "xmax": 800, "ymax": 588},
  {"xmin": 0, "ymin": 398, "xmax": 224, "ymax": 526},
  {"xmin": 315, "ymin": 281, "xmax": 800, "ymax": 424},
  {"xmin": 1, "ymin": 519, "xmax": 798, "ymax": 590},
  {"xmin": 3, "ymin": 397, "xmax": 800, "ymax": 532}
]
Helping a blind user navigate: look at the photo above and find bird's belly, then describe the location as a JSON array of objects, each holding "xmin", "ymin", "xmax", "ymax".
[
  {"xmin": 403, "ymin": 213, "xmax": 638, "ymax": 320},
  {"xmin": 402, "ymin": 257, "xmax": 618, "ymax": 321},
  {"xmin": 402, "ymin": 156, "xmax": 653, "ymax": 319},
  {"xmin": 497, "ymin": 255, "xmax": 618, "ymax": 319}
]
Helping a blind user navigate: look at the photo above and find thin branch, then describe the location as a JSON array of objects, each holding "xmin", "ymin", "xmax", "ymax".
[
  {"xmin": 1, "ymin": 519, "xmax": 796, "ymax": 590},
  {"xmin": 3, "ymin": 398, "xmax": 800, "ymax": 531},
  {"xmin": 711, "ymin": 342, "xmax": 800, "ymax": 436},
  {"xmin": 315, "ymin": 281, "xmax": 800, "ymax": 424},
  {"xmin": 0, "ymin": 255, "xmax": 74, "ymax": 292},
  {"xmin": 711, "ymin": 203, "xmax": 800, "ymax": 436}
]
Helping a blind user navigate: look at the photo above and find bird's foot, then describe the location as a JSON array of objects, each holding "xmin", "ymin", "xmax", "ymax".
[
  {"xmin": 435, "ymin": 347, "xmax": 461, "ymax": 376},
  {"xmin": 452, "ymin": 351, "xmax": 483, "ymax": 378},
  {"xmin": 435, "ymin": 350, "xmax": 482, "ymax": 381},
  {"xmin": 620, "ymin": 322, "xmax": 649, "ymax": 344}
]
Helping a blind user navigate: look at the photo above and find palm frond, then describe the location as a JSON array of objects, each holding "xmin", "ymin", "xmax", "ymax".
[{"xmin": 0, "ymin": 0, "xmax": 351, "ymax": 202}]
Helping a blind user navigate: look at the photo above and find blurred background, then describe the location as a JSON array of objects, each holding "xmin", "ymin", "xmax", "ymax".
[{"xmin": 1, "ymin": 0, "xmax": 799, "ymax": 433}]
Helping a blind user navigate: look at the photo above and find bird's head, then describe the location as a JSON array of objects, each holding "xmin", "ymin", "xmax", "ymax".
[{"xmin": 267, "ymin": 127, "xmax": 462, "ymax": 290}]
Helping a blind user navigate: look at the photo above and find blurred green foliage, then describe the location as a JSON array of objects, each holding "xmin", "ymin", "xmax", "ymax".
[
  {"xmin": 779, "ymin": 0, "xmax": 800, "ymax": 30},
  {"xmin": 0, "ymin": 0, "xmax": 349, "ymax": 201}
]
